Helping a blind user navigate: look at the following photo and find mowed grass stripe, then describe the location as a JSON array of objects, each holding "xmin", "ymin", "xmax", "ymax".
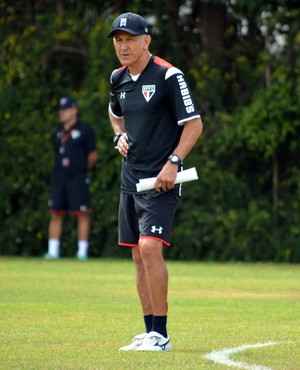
[{"xmin": 0, "ymin": 258, "xmax": 299, "ymax": 369}]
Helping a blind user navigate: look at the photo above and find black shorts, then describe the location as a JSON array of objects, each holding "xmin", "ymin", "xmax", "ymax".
[
  {"xmin": 118, "ymin": 190, "xmax": 180, "ymax": 247},
  {"xmin": 48, "ymin": 174, "xmax": 91, "ymax": 214}
]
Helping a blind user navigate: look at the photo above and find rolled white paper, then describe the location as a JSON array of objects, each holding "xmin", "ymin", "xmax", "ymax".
[{"xmin": 136, "ymin": 167, "xmax": 198, "ymax": 192}]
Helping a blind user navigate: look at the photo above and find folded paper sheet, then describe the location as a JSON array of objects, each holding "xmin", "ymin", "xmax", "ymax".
[{"xmin": 136, "ymin": 167, "xmax": 198, "ymax": 192}]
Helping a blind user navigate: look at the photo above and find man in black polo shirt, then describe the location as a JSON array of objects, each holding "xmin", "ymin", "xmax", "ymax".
[
  {"xmin": 44, "ymin": 97, "xmax": 97, "ymax": 260},
  {"xmin": 108, "ymin": 13, "xmax": 203, "ymax": 351}
]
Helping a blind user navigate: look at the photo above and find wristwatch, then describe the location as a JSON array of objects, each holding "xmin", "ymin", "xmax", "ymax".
[
  {"xmin": 168, "ymin": 154, "xmax": 182, "ymax": 166},
  {"xmin": 113, "ymin": 132, "xmax": 123, "ymax": 144}
]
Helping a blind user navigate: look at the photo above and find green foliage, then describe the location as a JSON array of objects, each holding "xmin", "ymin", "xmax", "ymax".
[
  {"xmin": 237, "ymin": 70, "xmax": 300, "ymax": 158},
  {"xmin": 1, "ymin": 1, "xmax": 300, "ymax": 261}
]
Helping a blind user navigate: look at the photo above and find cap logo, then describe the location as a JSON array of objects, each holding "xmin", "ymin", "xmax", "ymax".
[
  {"xmin": 120, "ymin": 18, "xmax": 127, "ymax": 27},
  {"xmin": 60, "ymin": 98, "xmax": 68, "ymax": 105}
]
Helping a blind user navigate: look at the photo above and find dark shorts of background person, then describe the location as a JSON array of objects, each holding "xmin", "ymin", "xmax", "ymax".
[
  {"xmin": 49, "ymin": 174, "xmax": 91, "ymax": 215},
  {"xmin": 118, "ymin": 190, "xmax": 180, "ymax": 247}
]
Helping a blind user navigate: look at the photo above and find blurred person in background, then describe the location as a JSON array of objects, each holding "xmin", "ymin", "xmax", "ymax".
[{"xmin": 44, "ymin": 96, "xmax": 98, "ymax": 260}]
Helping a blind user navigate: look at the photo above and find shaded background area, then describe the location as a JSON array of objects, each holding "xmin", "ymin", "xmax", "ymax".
[{"xmin": 0, "ymin": 0, "xmax": 299, "ymax": 261}]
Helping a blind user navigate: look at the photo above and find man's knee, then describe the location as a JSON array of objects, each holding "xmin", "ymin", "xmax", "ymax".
[
  {"xmin": 139, "ymin": 238, "xmax": 163, "ymax": 261},
  {"xmin": 51, "ymin": 213, "xmax": 64, "ymax": 223}
]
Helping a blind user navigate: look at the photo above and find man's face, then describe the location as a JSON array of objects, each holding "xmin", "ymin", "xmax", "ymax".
[
  {"xmin": 59, "ymin": 107, "xmax": 77, "ymax": 124},
  {"xmin": 113, "ymin": 31, "xmax": 150, "ymax": 68}
]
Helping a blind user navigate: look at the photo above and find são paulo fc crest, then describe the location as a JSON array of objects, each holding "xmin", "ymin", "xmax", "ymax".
[
  {"xmin": 71, "ymin": 130, "xmax": 81, "ymax": 139},
  {"xmin": 142, "ymin": 85, "xmax": 156, "ymax": 102}
]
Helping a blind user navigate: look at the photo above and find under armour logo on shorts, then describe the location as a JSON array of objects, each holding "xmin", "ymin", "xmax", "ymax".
[{"xmin": 151, "ymin": 226, "xmax": 163, "ymax": 234}]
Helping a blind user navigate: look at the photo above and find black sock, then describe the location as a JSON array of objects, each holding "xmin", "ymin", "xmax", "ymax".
[
  {"xmin": 144, "ymin": 314, "xmax": 153, "ymax": 333},
  {"xmin": 152, "ymin": 315, "xmax": 167, "ymax": 338}
]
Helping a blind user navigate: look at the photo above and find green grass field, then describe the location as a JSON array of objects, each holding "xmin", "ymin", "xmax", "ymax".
[{"xmin": 0, "ymin": 258, "xmax": 299, "ymax": 369}]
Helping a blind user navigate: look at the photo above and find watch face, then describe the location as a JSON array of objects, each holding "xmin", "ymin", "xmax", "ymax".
[
  {"xmin": 168, "ymin": 154, "xmax": 182, "ymax": 165},
  {"xmin": 171, "ymin": 155, "xmax": 180, "ymax": 165}
]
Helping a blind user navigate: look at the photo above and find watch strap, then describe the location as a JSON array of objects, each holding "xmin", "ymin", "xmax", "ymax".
[{"xmin": 113, "ymin": 132, "xmax": 123, "ymax": 144}]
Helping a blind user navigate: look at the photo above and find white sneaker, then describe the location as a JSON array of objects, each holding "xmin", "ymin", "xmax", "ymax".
[
  {"xmin": 77, "ymin": 254, "xmax": 88, "ymax": 261},
  {"xmin": 135, "ymin": 331, "xmax": 172, "ymax": 351},
  {"xmin": 43, "ymin": 253, "xmax": 59, "ymax": 260},
  {"xmin": 119, "ymin": 333, "xmax": 147, "ymax": 351}
]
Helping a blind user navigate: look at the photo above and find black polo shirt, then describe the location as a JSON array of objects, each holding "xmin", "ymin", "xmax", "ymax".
[
  {"xmin": 109, "ymin": 55, "xmax": 200, "ymax": 193},
  {"xmin": 52, "ymin": 120, "xmax": 96, "ymax": 179}
]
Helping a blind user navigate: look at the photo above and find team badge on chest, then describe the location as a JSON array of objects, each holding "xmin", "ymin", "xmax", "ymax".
[
  {"xmin": 142, "ymin": 85, "xmax": 156, "ymax": 102},
  {"xmin": 71, "ymin": 129, "xmax": 81, "ymax": 139}
]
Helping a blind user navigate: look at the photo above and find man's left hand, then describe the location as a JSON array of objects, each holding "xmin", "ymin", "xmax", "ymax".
[{"xmin": 154, "ymin": 162, "xmax": 178, "ymax": 192}]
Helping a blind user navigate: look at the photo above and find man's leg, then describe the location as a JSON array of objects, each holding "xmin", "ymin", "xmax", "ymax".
[
  {"xmin": 138, "ymin": 239, "xmax": 169, "ymax": 337},
  {"xmin": 119, "ymin": 245, "xmax": 163, "ymax": 351},
  {"xmin": 134, "ymin": 237, "xmax": 172, "ymax": 351},
  {"xmin": 76, "ymin": 213, "xmax": 90, "ymax": 259},
  {"xmin": 46, "ymin": 213, "xmax": 64, "ymax": 258},
  {"xmin": 132, "ymin": 247, "xmax": 153, "ymax": 331},
  {"xmin": 138, "ymin": 238, "xmax": 168, "ymax": 317}
]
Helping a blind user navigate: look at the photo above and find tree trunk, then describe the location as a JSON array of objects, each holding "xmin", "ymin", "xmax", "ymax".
[
  {"xmin": 198, "ymin": 2, "xmax": 226, "ymax": 61},
  {"xmin": 264, "ymin": 27, "xmax": 278, "ymax": 212}
]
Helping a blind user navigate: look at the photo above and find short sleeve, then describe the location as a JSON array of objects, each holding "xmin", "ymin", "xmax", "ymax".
[
  {"xmin": 109, "ymin": 70, "xmax": 123, "ymax": 118},
  {"xmin": 165, "ymin": 68, "xmax": 200, "ymax": 125}
]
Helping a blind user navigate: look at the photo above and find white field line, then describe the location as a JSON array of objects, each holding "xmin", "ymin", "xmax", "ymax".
[{"xmin": 204, "ymin": 341, "xmax": 280, "ymax": 370}]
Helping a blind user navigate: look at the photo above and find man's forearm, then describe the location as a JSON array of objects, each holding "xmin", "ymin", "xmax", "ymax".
[
  {"xmin": 108, "ymin": 108, "xmax": 125, "ymax": 134},
  {"xmin": 173, "ymin": 118, "xmax": 203, "ymax": 160}
]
